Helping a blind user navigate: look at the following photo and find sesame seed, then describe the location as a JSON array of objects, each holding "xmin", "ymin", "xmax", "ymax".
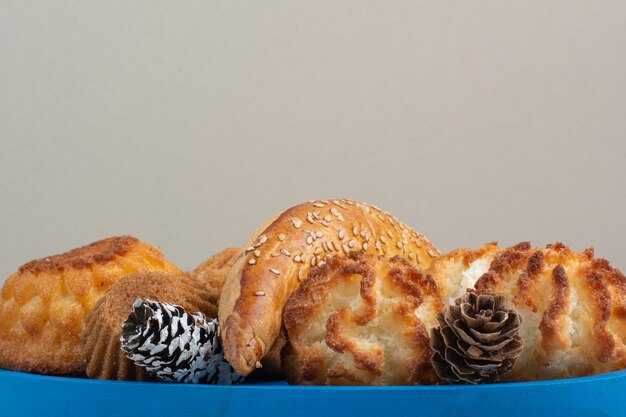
[
  {"xmin": 294, "ymin": 255, "xmax": 302, "ymax": 262},
  {"xmin": 323, "ymin": 215, "xmax": 332, "ymax": 222},
  {"xmin": 315, "ymin": 231, "xmax": 323, "ymax": 238},
  {"xmin": 271, "ymin": 253, "xmax": 280, "ymax": 257},
  {"xmin": 248, "ymin": 258, "xmax": 256, "ymax": 265},
  {"xmin": 246, "ymin": 246, "xmax": 255, "ymax": 252},
  {"xmin": 270, "ymin": 268, "xmax": 280, "ymax": 275},
  {"xmin": 333, "ymin": 200, "xmax": 347, "ymax": 209},
  {"xmin": 306, "ymin": 236, "xmax": 313, "ymax": 245},
  {"xmin": 396, "ymin": 242, "xmax": 402, "ymax": 249},
  {"xmin": 333, "ymin": 241, "xmax": 341, "ymax": 251},
  {"xmin": 314, "ymin": 247, "xmax": 322, "ymax": 255},
  {"xmin": 254, "ymin": 291, "xmax": 266, "ymax": 297},
  {"xmin": 318, "ymin": 260, "xmax": 326, "ymax": 267},
  {"xmin": 387, "ymin": 231, "xmax": 393, "ymax": 238},
  {"xmin": 402, "ymin": 239, "xmax": 408, "ymax": 245},
  {"xmin": 363, "ymin": 242, "xmax": 369, "ymax": 250},
  {"xmin": 348, "ymin": 240, "xmax": 356, "ymax": 248},
  {"xmin": 254, "ymin": 250, "xmax": 261, "ymax": 257},
  {"xmin": 281, "ymin": 249, "xmax": 291, "ymax": 256},
  {"xmin": 428, "ymin": 249, "xmax": 437, "ymax": 257},
  {"xmin": 313, "ymin": 211, "xmax": 321, "ymax": 219},
  {"xmin": 352, "ymin": 226, "xmax": 358, "ymax": 236},
  {"xmin": 259, "ymin": 234, "xmax": 268, "ymax": 244},
  {"xmin": 408, "ymin": 253, "xmax": 415, "ymax": 259},
  {"xmin": 313, "ymin": 202, "xmax": 325, "ymax": 208},
  {"xmin": 380, "ymin": 235, "xmax": 387, "ymax": 244},
  {"xmin": 375, "ymin": 241, "xmax": 381, "ymax": 250},
  {"xmin": 338, "ymin": 230, "xmax": 345, "ymax": 240},
  {"xmin": 278, "ymin": 233, "xmax": 286, "ymax": 241},
  {"xmin": 360, "ymin": 229, "xmax": 367, "ymax": 238},
  {"xmin": 311, "ymin": 257, "xmax": 316, "ymax": 266},
  {"xmin": 321, "ymin": 220, "xmax": 330, "ymax": 227},
  {"xmin": 342, "ymin": 244, "xmax": 350, "ymax": 254},
  {"xmin": 306, "ymin": 214, "xmax": 315, "ymax": 224},
  {"xmin": 292, "ymin": 219, "xmax": 302, "ymax": 229},
  {"xmin": 297, "ymin": 270, "xmax": 304, "ymax": 281}
]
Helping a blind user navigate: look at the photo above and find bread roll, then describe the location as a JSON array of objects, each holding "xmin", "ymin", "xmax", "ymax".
[{"xmin": 219, "ymin": 199, "xmax": 439, "ymax": 376}]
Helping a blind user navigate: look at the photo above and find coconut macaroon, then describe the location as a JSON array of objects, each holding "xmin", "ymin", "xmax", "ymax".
[
  {"xmin": 426, "ymin": 242, "xmax": 626, "ymax": 381},
  {"xmin": 0, "ymin": 236, "xmax": 180, "ymax": 375},
  {"xmin": 283, "ymin": 252, "xmax": 443, "ymax": 385}
]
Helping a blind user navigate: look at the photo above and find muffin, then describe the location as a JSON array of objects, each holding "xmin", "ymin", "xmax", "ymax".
[
  {"xmin": 81, "ymin": 271, "xmax": 215, "ymax": 380},
  {"xmin": 0, "ymin": 236, "xmax": 180, "ymax": 375},
  {"xmin": 189, "ymin": 247, "xmax": 240, "ymax": 308}
]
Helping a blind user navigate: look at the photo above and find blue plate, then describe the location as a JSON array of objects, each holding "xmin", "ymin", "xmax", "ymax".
[{"xmin": 1, "ymin": 368, "xmax": 625, "ymax": 417}]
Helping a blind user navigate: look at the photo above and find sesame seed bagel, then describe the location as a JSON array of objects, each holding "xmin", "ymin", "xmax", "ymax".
[
  {"xmin": 427, "ymin": 242, "xmax": 626, "ymax": 381},
  {"xmin": 0, "ymin": 236, "xmax": 180, "ymax": 375},
  {"xmin": 218, "ymin": 199, "xmax": 439, "ymax": 376}
]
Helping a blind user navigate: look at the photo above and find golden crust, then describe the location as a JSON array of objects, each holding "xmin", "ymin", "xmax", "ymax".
[
  {"xmin": 189, "ymin": 247, "xmax": 241, "ymax": 309},
  {"xmin": 81, "ymin": 271, "xmax": 216, "ymax": 381},
  {"xmin": 283, "ymin": 252, "xmax": 442, "ymax": 385},
  {"xmin": 427, "ymin": 242, "xmax": 626, "ymax": 381},
  {"xmin": 219, "ymin": 199, "xmax": 440, "ymax": 376},
  {"xmin": 0, "ymin": 236, "xmax": 180, "ymax": 375}
]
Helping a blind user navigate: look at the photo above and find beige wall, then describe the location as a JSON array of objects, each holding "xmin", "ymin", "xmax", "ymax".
[{"xmin": 1, "ymin": 1, "xmax": 625, "ymax": 282}]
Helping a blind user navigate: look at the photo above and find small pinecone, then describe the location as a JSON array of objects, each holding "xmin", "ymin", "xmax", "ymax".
[
  {"xmin": 120, "ymin": 298, "xmax": 243, "ymax": 384},
  {"xmin": 430, "ymin": 292, "xmax": 523, "ymax": 384}
]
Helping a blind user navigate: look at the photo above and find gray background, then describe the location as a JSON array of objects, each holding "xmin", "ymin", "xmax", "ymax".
[{"xmin": 1, "ymin": 1, "xmax": 625, "ymax": 282}]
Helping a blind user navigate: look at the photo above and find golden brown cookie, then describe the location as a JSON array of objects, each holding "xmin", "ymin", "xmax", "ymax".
[
  {"xmin": 219, "ymin": 199, "xmax": 440, "ymax": 376},
  {"xmin": 427, "ymin": 242, "xmax": 626, "ymax": 381},
  {"xmin": 81, "ymin": 271, "xmax": 215, "ymax": 380},
  {"xmin": 283, "ymin": 252, "xmax": 443, "ymax": 385},
  {"xmin": 189, "ymin": 247, "xmax": 241, "ymax": 309},
  {"xmin": 0, "ymin": 236, "xmax": 180, "ymax": 375}
]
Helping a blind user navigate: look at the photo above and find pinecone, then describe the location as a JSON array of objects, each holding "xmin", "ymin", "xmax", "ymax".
[
  {"xmin": 120, "ymin": 298, "xmax": 243, "ymax": 384},
  {"xmin": 430, "ymin": 292, "xmax": 523, "ymax": 384}
]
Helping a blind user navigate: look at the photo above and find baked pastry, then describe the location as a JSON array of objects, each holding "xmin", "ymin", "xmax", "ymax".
[
  {"xmin": 426, "ymin": 242, "xmax": 626, "ymax": 381},
  {"xmin": 189, "ymin": 247, "xmax": 241, "ymax": 309},
  {"xmin": 219, "ymin": 199, "xmax": 439, "ymax": 376},
  {"xmin": 81, "ymin": 271, "xmax": 215, "ymax": 380},
  {"xmin": 0, "ymin": 236, "xmax": 180, "ymax": 375},
  {"xmin": 283, "ymin": 252, "xmax": 442, "ymax": 385}
]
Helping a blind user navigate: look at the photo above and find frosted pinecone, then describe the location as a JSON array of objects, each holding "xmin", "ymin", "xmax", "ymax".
[{"xmin": 120, "ymin": 298, "xmax": 243, "ymax": 384}]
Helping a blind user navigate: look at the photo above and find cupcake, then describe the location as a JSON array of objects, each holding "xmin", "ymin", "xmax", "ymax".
[{"xmin": 81, "ymin": 271, "xmax": 215, "ymax": 380}]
